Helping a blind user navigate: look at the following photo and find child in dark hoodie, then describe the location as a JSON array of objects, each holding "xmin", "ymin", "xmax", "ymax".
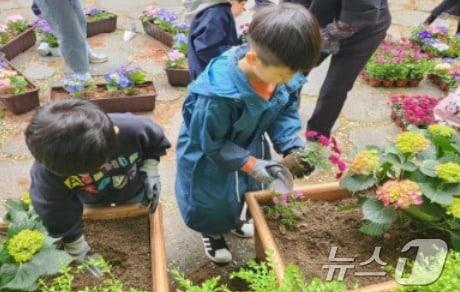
[
  {"xmin": 184, "ymin": 0, "xmax": 243, "ymax": 79},
  {"xmin": 176, "ymin": 3, "xmax": 321, "ymax": 264}
]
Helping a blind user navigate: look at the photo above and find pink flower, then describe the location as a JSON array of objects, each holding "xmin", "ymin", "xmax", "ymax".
[
  {"xmin": 305, "ymin": 130, "xmax": 319, "ymax": 140},
  {"xmin": 0, "ymin": 24, "xmax": 7, "ymax": 33},
  {"xmin": 318, "ymin": 135, "xmax": 330, "ymax": 146},
  {"xmin": 0, "ymin": 78, "xmax": 12, "ymax": 91},
  {"xmin": 167, "ymin": 49, "xmax": 184, "ymax": 62},
  {"xmin": 6, "ymin": 15, "xmax": 24, "ymax": 23}
]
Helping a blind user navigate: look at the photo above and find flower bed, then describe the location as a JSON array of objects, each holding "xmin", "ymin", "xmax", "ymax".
[
  {"xmin": 141, "ymin": 6, "xmax": 189, "ymax": 47},
  {"xmin": 0, "ymin": 57, "xmax": 40, "ymax": 114},
  {"xmin": 389, "ymin": 94, "xmax": 440, "ymax": 130},
  {"xmin": 363, "ymin": 37, "xmax": 432, "ymax": 87},
  {"xmin": 411, "ymin": 25, "xmax": 460, "ymax": 58},
  {"xmin": 86, "ymin": 7, "xmax": 117, "ymax": 37},
  {"xmin": 246, "ymin": 183, "xmax": 398, "ymax": 291},
  {"xmin": 0, "ymin": 15, "xmax": 36, "ymax": 60},
  {"xmin": 165, "ymin": 33, "xmax": 191, "ymax": 86},
  {"xmin": 428, "ymin": 62, "xmax": 460, "ymax": 91},
  {"xmin": 50, "ymin": 66, "xmax": 156, "ymax": 113}
]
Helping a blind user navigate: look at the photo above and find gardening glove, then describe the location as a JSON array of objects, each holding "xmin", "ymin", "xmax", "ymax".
[
  {"xmin": 281, "ymin": 147, "xmax": 315, "ymax": 179},
  {"xmin": 248, "ymin": 159, "xmax": 283, "ymax": 184},
  {"xmin": 140, "ymin": 159, "xmax": 161, "ymax": 213},
  {"xmin": 64, "ymin": 236, "xmax": 105, "ymax": 277},
  {"xmin": 321, "ymin": 20, "xmax": 354, "ymax": 54}
]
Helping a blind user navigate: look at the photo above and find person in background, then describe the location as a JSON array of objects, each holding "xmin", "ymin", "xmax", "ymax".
[
  {"xmin": 25, "ymin": 99, "xmax": 170, "ymax": 268},
  {"xmin": 175, "ymin": 3, "xmax": 321, "ymax": 264},
  {"xmin": 32, "ymin": 0, "xmax": 108, "ymax": 73},
  {"xmin": 184, "ymin": 0, "xmax": 242, "ymax": 80},
  {"xmin": 424, "ymin": 0, "xmax": 460, "ymax": 34}
]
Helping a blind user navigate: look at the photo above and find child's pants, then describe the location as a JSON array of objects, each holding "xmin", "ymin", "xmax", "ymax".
[{"xmin": 34, "ymin": 0, "xmax": 89, "ymax": 73}]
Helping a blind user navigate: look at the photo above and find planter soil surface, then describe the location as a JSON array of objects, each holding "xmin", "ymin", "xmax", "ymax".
[
  {"xmin": 265, "ymin": 198, "xmax": 445, "ymax": 289},
  {"xmin": 51, "ymin": 83, "xmax": 155, "ymax": 101},
  {"xmin": 73, "ymin": 216, "xmax": 151, "ymax": 291},
  {"xmin": 184, "ymin": 263, "xmax": 249, "ymax": 291}
]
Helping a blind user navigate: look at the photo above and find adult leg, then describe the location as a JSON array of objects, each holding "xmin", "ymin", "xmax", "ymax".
[
  {"xmin": 35, "ymin": 0, "xmax": 89, "ymax": 73},
  {"xmin": 307, "ymin": 20, "xmax": 390, "ymax": 136}
]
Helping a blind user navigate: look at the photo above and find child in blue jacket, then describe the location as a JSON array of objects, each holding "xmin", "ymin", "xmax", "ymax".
[
  {"xmin": 184, "ymin": 0, "xmax": 243, "ymax": 80},
  {"xmin": 175, "ymin": 3, "xmax": 321, "ymax": 264}
]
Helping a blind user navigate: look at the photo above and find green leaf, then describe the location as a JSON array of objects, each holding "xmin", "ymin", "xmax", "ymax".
[
  {"xmin": 0, "ymin": 245, "xmax": 12, "ymax": 264},
  {"xmin": 449, "ymin": 231, "xmax": 460, "ymax": 250},
  {"xmin": 339, "ymin": 174, "xmax": 377, "ymax": 193},
  {"xmin": 419, "ymin": 182, "xmax": 454, "ymax": 205},
  {"xmin": 404, "ymin": 203, "xmax": 443, "ymax": 222},
  {"xmin": 420, "ymin": 160, "xmax": 439, "ymax": 177},
  {"xmin": 30, "ymin": 249, "xmax": 72, "ymax": 276},
  {"xmin": 41, "ymin": 235, "xmax": 59, "ymax": 250},
  {"xmin": 130, "ymin": 71, "xmax": 146, "ymax": 85},
  {"xmin": 0, "ymin": 263, "xmax": 17, "ymax": 287},
  {"xmin": 419, "ymin": 144, "xmax": 437, "ymax": 160},
  {"xmin": 359, "ymin": 221, "xmax": 392, "ymax": 236},
  {"xmin": 1, "ymin": 262, "xmax": 40, "ymax": 291},
  {"xmin": 382, "ymin": 152, "xmax": 402, "ymax": 165},
  {"xmin": 361, "ymin": 197, "xmax": 397, "ymax": 224},
  {"xmin": 401, "ymin": 161, "xmax": 418, "ymax": 172}
]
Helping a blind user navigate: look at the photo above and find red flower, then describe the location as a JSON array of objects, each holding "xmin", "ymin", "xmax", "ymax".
[{"xmin": 306, "ymin": 130, "xmax": 319, "ymax": 140}]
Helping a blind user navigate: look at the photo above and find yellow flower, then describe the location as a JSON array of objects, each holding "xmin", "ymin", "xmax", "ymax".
[
  {"xmin": 428, "ymin": 124, "xmax": 456, "ymax": 138},
  {"xmin": 21, "ymin": 191, "xmax": 31, "ymax": 206},
  {"xmin": 447, "ymin": 198, "xmax": 460, "ymax": 218},
  {"xmin": 7, "ymin": 229, "xmax": 44, "ymax": 263},
  {"xmin": 435, "ymin": 162, "xmax": 460, "ymax": 183},
  {"xmin": 349, "ymin": 150, "xmax": 380, "ymax": 175},
  {"xmin": 395, "ymin": 132, "xmax": 430, "ymax": 154}
]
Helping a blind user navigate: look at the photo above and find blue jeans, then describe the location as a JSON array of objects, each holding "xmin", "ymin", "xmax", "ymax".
[{"xmin": 34, "ymin": 0, "xmax": 89, "ymax": 73}]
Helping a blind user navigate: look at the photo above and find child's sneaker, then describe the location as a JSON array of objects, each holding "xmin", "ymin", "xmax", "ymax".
[
  {"xmin": 231, "ymin": 219, "xmax": 254, "ymax": 238},
  {"xmin": 201, "ymin": 234, "xmax": 232, "ymax": 264},
  {"xmin": 37, "ymin": 42, "xmax": 51, "ymax": 57}
]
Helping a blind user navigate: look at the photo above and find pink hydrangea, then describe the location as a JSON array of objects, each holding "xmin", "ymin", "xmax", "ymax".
[
  {"xmin": 376, "ymin": 180, "xmax": 423, "ymax": 209},
  {"xmin": 6, "ymin": 15, "xmax": 24, "ymax": 23}
]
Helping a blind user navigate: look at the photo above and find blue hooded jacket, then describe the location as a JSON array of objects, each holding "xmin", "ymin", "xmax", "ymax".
[{"xmin": 175, "ymin": 45, "xmax": 306, "ymax": 235}]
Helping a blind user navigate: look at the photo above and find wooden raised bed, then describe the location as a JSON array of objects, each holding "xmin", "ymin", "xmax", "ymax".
[
  {"xmin": 0, "ymin": 202, "xmax": 169, "ymax": 292},
  {"xmin": 428, "ymin": 74, "xmax": 451, "ymax": 92},
  {"xmin": 87, "ymin": 15, "xmax": 118, "ymax": 38},
  {"xmin": 0, "ymin": 57, "xmax": 40, "ymax": 114},
  {"xmin": 0, "ymin": 27, "xmax": 36, "ymax": 60},
  {"xmin": 142, "ymin": 21, "xmax": 174, "ymax": 47},
  {"xmin": 246, "ymin": 182, "xmax": 398, "ymax": 292},
  {"xmin": 165, "ymin": 68, "xmax": 191, "ymax": 87},
  {"xmin": 50, "ymin": 81, "xmax": 156, "ymax": 113}
]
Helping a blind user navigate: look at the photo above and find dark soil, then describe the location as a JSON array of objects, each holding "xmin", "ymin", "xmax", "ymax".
[
  {"xmin": 51, "ymin": 82, "xmax": 155, "ymax": 101},
  {"xmin": 266, "ymin": 198, "xmax": 445, "ymax": 289},
  {"xmin": 73, "ymin": 216, "xmax": 151, "ymax": 291},
  {"xmin": 184, "ymin": 262, "xmax": 249, "ymax": 292}
]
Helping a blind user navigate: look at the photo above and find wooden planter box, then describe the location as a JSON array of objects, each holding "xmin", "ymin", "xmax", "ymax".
[
  {"xmin": 50, "ymin": 81, "xmax": 156, "ymax": 113},
  {"xmin": 87, "ymin": 16, "xmax": 118, "ymax": 38},
  {"xmin": 142, "ymin": 21, "xmax": 174, "ymax": 47},
  {"xmin": 0, "ymin": 27, "xmax": 36, "ymax": 60},
  {"xmin": 0, "ymin": 57, "xmax": 40, "ymax": 114},
  {"xmin": 246, "ymin": 182, "xmax": 398, "ymax": 292},
  {"xmin": 165, "ymin": 68, "xmax": 191, "ymax": 87},
  {"xmin": 0, "ymin": 202, "xmax": 169, "ymax": 292}
]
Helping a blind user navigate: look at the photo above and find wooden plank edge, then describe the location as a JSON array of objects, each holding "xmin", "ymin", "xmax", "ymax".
[{"xmin": 150, "ymin": 203, "xmax": 169, "ymax": 292}]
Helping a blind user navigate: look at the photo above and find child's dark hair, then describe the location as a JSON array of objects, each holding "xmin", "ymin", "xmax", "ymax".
[
  {"xmin": 248, "ymin": 3, "xmax": 321, "ymax": 73},
  {"xmin": 25, "ymin": 99, "xmax": 117, "ymax": 176}
]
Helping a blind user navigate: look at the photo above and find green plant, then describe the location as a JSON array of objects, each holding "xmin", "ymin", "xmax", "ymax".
[
  {"xmin": 40, "ymin": 255, "xmax": 140, "ymax": 292},
  {"xmin": 0, "ymin": 198, "xmax": 72, "ymax": 291},
  {"xmin": 340, "ymin": 125, "xmax": 460, "ymax": 247},
  {"xmin": 6, "ymin": 15, "xmax": 28, "ymax": 35},
  {"xmin": 171, "ymin": 269, "xmax": 230, "ymax": 292},
  {"xmin": 231, "ymin": 257, "xmax": 347, "ymax": 292},
  {"xmin": 397, "ymin": 250, "xmax": 460, "ymax": 291},
  {"xmin": 264, "ymin": 191, "xmax": 307, "ymax": 229},
  {"xmin": 86, "ymin": 8, "xmax": 115, "ymax": 21}
]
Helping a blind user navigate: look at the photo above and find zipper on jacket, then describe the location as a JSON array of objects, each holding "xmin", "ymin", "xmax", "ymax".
[{"xmin": 235, "ymin": 171, "xmax": 241, "ymax": 203}]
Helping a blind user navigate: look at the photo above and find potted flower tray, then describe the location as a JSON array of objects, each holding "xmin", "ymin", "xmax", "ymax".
[
  {"xmin": 428, "ymin": 74, "xmax": 450, "ymax": 92},
  {"xmin": 143, "ymin": 21, "xmax": 174, "ymax": 47},
  {"xmin": 246, "ymin": 182, "xmax": 399, "ymax": 292},
  {"xmin": 165, "ymin": 68, "xmax": 191, "ymax": 87},
  {"xmin": 50, "ymin": 81, "xmax": 156, "ymax": 113},
  {"xmin": 87, "ymin": 15, "xmax": 118, "ymax": 37},
  {"xmin": 0, "ymin": 57, "xmax": 40, "ymax": 114},
  {"xmin": 0, "ymin": 27, "xmax": 36, "ymax": 60}
]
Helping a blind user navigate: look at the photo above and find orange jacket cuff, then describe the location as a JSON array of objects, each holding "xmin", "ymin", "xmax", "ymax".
[{"xmin": 241, "ymin": 156, "xmax": 257, "ymax": 173}]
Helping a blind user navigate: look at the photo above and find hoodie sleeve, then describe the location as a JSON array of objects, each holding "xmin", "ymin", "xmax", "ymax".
[
  {"xmin": 29, "ymin": 163, "xmax": 83, "ymax": 243},
  {"xmin": 191, "ymin": 6, "xmax": 238, "ymax": 66},
  {"xmin": 266, "ymin": 94, "xmax": 305, "ymax": 155},
  {"xmin": 189, "ymin": 96, "xmax": 251, "ymax": 171},
  {"xmin": 135, "ymin": 116, "xmax": 171, "ymax": 161}
]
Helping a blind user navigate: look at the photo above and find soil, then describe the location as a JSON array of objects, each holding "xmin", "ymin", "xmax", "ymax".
[
  {"xmin": 73, "ymin": 216, "xmax": 152, "ymax": 291},
  {"xmin": 51, "ymin": 82, "xmax": 156, "ymax": 101},
  {"xmin": 266, "ymin": 198, "xmax": 446, "ymax": 289},
  {"xmin": 184, "ymin": 262, "xmax": 249, "ymax": 291}
]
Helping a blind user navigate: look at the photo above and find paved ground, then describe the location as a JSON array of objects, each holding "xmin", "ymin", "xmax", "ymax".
[{"xmin": 0, "ymin": 0, "xmax": 456, "ymax": 282}]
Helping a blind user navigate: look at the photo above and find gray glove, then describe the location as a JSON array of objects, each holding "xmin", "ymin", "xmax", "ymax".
[
  {"xmin": 249, "ymin": 159, "xmax": 282, "ymax": 184},
  {"xmin": 321, "ymin": 20, "xmax": 354, "ymax": 54},
  {"xmin": 64, "ymin": 236, "xmax": 104, "ymax": 277},
  {"xmin": 140, "ymin": 159, "xmax": 161, "ymax": 211}
]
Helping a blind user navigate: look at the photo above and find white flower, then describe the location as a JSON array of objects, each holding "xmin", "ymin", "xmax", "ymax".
[{"xmin": 432, "ymin": 42, "xmax": 449, "ymax": 52}]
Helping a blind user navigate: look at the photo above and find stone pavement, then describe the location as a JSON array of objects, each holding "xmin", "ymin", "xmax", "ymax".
[{"xmin": 0, "ymin": 0, "xmax": 455, "ymax": 282}]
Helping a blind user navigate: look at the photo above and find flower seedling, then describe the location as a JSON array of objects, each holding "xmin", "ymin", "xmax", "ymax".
[
  {"xmin": 389, "ymin": 94, "xmax": 439, "ymax": 129},
  {"xmin": 0, "ymin": 66, "xmax": 27, "ymax": 95},
  {"xmin": 411, "ymin": 25, "xmax": 460, "ymax": 58},
  {"xmin": 264, "ymin": 190, "xmax": 306, "ymax": 229},
  {"xmin": 86, "ymin": 7, "xmax": 116, "ymax": 21},
  {"xmin": 105, "ymin": 66, "xmax": 147, "ymax": 94},
  {"xmin": 62, "ymin": 73, "xmax": 93, "ymax": 98},
  {"xmin": 174, "ymin": 33, "xmax": 188, "ymax": 55},
  {"xmin": 166, "ymin": 49, "xmax": 187, "ymax": 70},
  {"xmin": 33, "ymin": 18, "xmax": 58, "ymax": 48},
  {"xmin": 141, "ymin": 6, "xmax": 188, "ymax": 35},
  {"xmin": 5, "ymin": 15, "xmax": 28, "ymax": 36},
  {"xmin": 172, "ymin": 269, "xmax": 230, "ymax": 292}
]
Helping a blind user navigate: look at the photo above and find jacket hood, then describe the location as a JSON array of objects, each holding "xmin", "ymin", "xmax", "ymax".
[{"xmin": 183, "ymin": 0, "xmax": 230, "ymax": 22}]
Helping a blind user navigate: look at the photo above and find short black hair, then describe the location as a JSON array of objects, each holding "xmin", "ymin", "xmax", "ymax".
[
  {"xmin": 248, "ymin": 3, "xmax": 321, "ymax": 73},
  {"xmin": 25, "ymin": 99, "xmax": 117, "ymax": 177}
]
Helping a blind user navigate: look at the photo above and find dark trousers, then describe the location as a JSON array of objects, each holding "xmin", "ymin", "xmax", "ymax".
[{"xmin": 307, "ymin": 10, "xmax": 391, "ymax": 136}]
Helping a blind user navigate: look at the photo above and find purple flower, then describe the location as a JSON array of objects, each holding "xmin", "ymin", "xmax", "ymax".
[
  {"xmin": 443, "ymin": 57, "xmax": 455, "ymax": 64},
  {"xmin": 119, "ymin": 75, "xmax": 132, "ymax": 88},
  {"xmin": 176, "ymin": 20, "xmax": 189, "ymax": 31},
  {"xmin": 33, "ymin": 18, "xmax": 52, "ymax": 34},
  {"xmin": 417, "ymin": 31, "xmax": 432, "ymax": 39},
  {"xmin": 87, "ymin": 7, "xmax": 103, "ymax": 16},
  {"xmin": 174, "ymin": 33, "xmax": 188, "ymax": 45},
  {"xmin": 117, "ymin": 65, "xmax": 138, "ymax": 76}
]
